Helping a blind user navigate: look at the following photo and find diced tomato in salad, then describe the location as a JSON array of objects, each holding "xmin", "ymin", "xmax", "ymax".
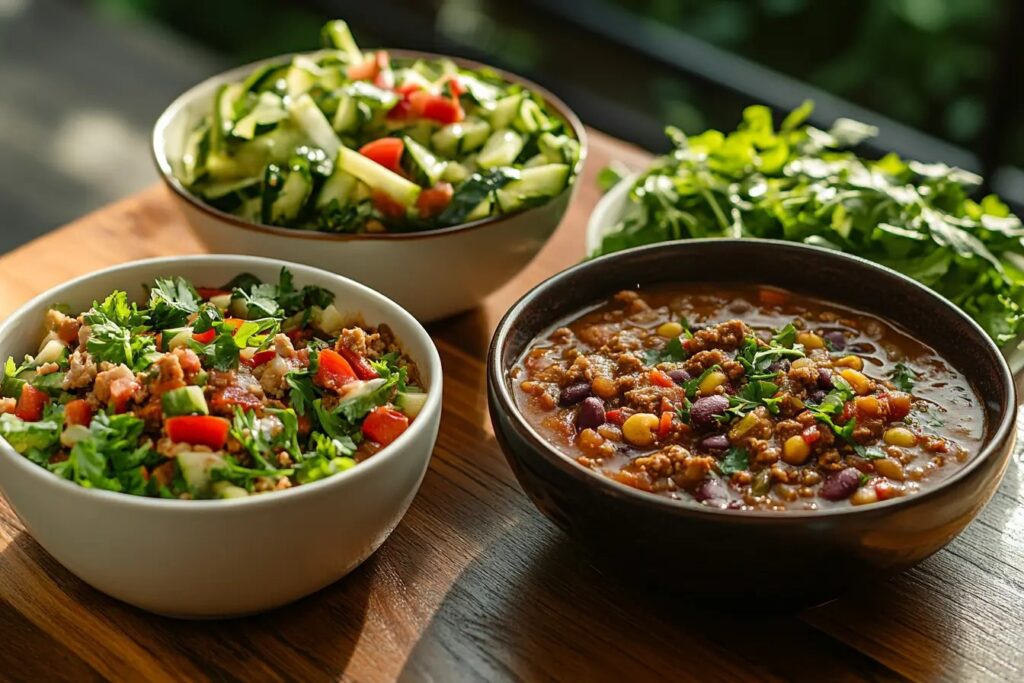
[
  {"xmin": 315, "ymin": 349, "xmax": 359, "ymax": 392},
  {"xmin": 416, "ymin": 183, "xmax": 454, "ymax": 219},
  {"xmin": 166, "ymin": 415, "xmax": 230, "ymax": 450},
  {"xmin": 359, "ymin": 137, "xmax": 404, "ymax": 173},
  {"xmin": 15, "ymin": 385, "xmax": 49, "ymax": 422},
  {"xmin": 361, "ymin": 406, "xmax": 409, "ymax": 446},
  {"xmin": 64, "ymin": 399, "xmax": 93, "ymax": 427},
  {"xmin": 337, "ymin": 347, "xmax": 379, "ymax": 381}
]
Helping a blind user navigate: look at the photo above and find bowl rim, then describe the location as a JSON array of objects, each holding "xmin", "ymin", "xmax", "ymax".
[
  {"xmin": 585, "ymin": 171, "xmax": 637, "ymax": 256},
  {"xmin": 152, "ymin": 48, "xmax": 588, "ymax": 243},
  {"xmin": 0, "ymin": 254, "xmax": 443, "ymax": 512},
  {"xmin": 488, "ymin": 238, "xmax": 1018, "ymax": 520}
]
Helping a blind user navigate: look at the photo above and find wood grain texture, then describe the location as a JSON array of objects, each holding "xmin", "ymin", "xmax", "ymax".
[{"xmin": 0, "ymin": 129, "xmax": 1021, "ymax": 682}]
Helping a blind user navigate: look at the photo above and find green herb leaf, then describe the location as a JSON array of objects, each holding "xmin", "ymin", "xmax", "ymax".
[
  {"xmin": 148, "ymin": 277, "xmax": 201, "ymax": 329},
  {"xmin": 889, "ymin": 363, "xmax": 918, "ymax": 393},
  {"xmin": 718, "ymin": 446, "xmax": 749, "ymax": 475}
]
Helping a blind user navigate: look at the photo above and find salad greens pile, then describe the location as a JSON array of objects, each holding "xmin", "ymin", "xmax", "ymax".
[
  {"xmin": 181, "ymin": 20, "xmax": 581, "ymax": 234},
  {"xmin": 595, "ymin": 102, "xmax": 1024, "ymax": 343},
  {"xmin": 0, "ymin": 268, "xmax": 426, "ymax": 500}
]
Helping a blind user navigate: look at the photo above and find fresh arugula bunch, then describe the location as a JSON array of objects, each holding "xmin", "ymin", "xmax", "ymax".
[
  {"xmin": 84, "ymin": 291, "xmax": 156, "ymax": 369},
  {"xmin": 597, "ymin": 101, "xmax": 1024, "ymax": 343}
]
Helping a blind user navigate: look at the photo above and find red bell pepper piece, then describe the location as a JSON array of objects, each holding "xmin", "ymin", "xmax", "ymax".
[
  {"xmin": 315, "ymin": 349, "xmax": 359, "ymax": 392},
  {"xmin": 649, "ymin": 369, "xmax": 674, "ymax": 388},
  {"xmin": 14, "ymin": 385, "xmax": 49, "ymax": 422},
  {"xmin": 605, "ymin": 409, "xmax": 625, "ymax": 425},
  {"xmin": 337, "ymin": 347, "xmax": 379, "ymax": 381},
  {"xmin": 408, "ymin": 90, "xmax": 464, "ymax": 124},
  {"xmin": 657, "ymin": 411, "xmax": 673, "ymax": 439},
  {"xmin": 192, "ymin": 328, "xmax": 216, "ymax": 344},
  {"xmin": 64, "ymin": 399, "xmax": 94, "ymax": 427},
  {"xmin": 801, "ymin": 424, "xmax": 821, "ymax": 445},
  {"xmin": 242, "ymin": 350, "xmax": 277, "ymax": 368},
  {"xmin": 166, "ymin": 415, "xmax": 230, "ymax": 450},
  {"xmin": 361, "ymin": 406, "xmax": 409, "ymax": 447}
]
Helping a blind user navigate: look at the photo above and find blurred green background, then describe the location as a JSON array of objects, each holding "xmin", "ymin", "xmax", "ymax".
[{"xmin": 1, "ymin": 0, "xmax": 1020, "ymax": 249}]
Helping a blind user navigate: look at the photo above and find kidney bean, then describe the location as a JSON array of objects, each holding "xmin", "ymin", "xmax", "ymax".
[
  {"xmin": 694, "ymin": 477, "xmax": 729, "ymax": 508},
  {"xmin": 817, "ymin": 368, "xmax": 833, "ymax": 389},
  {"xmin": 824, "ymin": 331, "xmax": 846, "ymax": 350},
  {"xmin": 576, "ymin": 397, "xmax": 606, "ymax": 430},
  {"xmin": 689, "ymin": 395, "xmax": 730, "ymax": 428},
  {"xmin": 820, "ymin": 467, "xmax": 862, "ymax": 501},
  {"xmin": 667, "ymin": 369, "xmax": 691, "ymax": 385},
  {"xmin": 809, "ymin": 389, "xmax": 827, "ymax": 404},
  {"xmin": 701, "ymin": 433, "xmax": 730, "ymax": 450},
  {"xmin": 559, "ymin": 380, "xmax": 592, "ymax": 406}
]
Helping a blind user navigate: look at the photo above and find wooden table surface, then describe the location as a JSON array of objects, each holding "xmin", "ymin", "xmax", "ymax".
[{"xmin": 0, "ymin": 129, "xmax": 1021, "ymax": 683}]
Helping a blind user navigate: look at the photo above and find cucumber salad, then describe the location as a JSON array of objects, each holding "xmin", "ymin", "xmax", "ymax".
[
  {"xmin": 179, "ymin": 20, "xmax": 582, "ymax": 234},
  {"xmin": 0, "ymin": 268, "xmax": 427, "ymax": 500}
]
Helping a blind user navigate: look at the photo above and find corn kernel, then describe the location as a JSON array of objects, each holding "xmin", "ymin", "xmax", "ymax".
[
  {"xmin": 656, "ymin": 321, "xmax": 684, "ymax": 338},
  {"xmin": 622, "ymin": 413, "xmax": 659, "ymax": 447},
  {"xmin": 850, "ymin": 485, "xmax": 879, "ymax": 506},
  {"xmin": 697, "ymin": 370, "xmax": 728, "ymax": 395},
  {"xmin": 797, "ymin": 331, "xmax": 825, "ymax": 350},
  {"xmin": 835, "ymin": 355, "xmax": 864, "ymax": 370},
  {"xmin": 854, "ymin": 395, "xmax": 880, "ymax": 417},
  {"xmin": 874, "ymin": 457, "xmax": 905, "ymax": 481},
  {"xmin": 883, "ymin": 427, "xmax": 917, "ymax": 448},
  {"xmin": 782, "ymin": 435, "xmax": 811, "ymax": 465},
  {"xmin": 591, "ymin": 376, "xmax": 618, "ymax": 399},
  {"xmin": 839, "ymin": 368, "xmax": 871, "ymax": 395}
]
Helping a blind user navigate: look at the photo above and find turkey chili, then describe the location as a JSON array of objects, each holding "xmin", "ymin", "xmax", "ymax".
[{"xmin": 511, "ymin": 285, "xmax": 984, "ymax": 511}]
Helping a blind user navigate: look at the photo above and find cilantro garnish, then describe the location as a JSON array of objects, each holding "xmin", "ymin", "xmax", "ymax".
[
  {"xmin": 718, "ymin": 446, "xmax": 749, "ymax": 475},
  {"xmin": 84, "ymin": 291, "xmax": 155, "ymax": 369},
  {"xmin": 147, "ymin": 277, "xmax": 201, "ymax": 329},
  {"xmin": 889, "ymin": 363, "xmax": 918, "ymax": 393},
  {"xmin": 644, "ymin": 336, "xmax": 687, "ymax": 366}
]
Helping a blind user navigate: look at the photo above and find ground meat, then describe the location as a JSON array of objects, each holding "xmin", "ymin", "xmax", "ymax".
[
  {"xmin": 93, "ymin": 363, "xmax": 137, "ymax": 404},
  {"xmin": 171, "ymin": 347, "xmax": 202, "ymax": 379},
  {"xmin": 685, "ymin": 319, "xmax": 752, "ymax": 353},
  {"xmin": 207, "ymin": 369, "xmax": 264, "ymax": 416},
  {"xmin": 63, "ymin": 348, "xmax": 97, "ymax": 390},
  {"xmin": 627, "ymin": 445, "xmax": 716, "ymax": 489},
  {"xmin": 613, "ymin": 289, "xmax": 650, "ymax": 315},
  {"xmin": 255, "ymin": 355, "xmax": 299, "ymax": 398},
  {"xmin": 683, "ymin": 350, "xmax": 730, "ymax": 377},
  {"xmin": 149, "ymin": 353, "xmax": 186, "ymax": 397},
  {"xmin": 0, "ymin": 397, "xmax": 15, "ymax": 414},
  {"xmin": 45, "ymin": 308, "xmax": 81, "ymax": 346},
  {"xmin": 622, "ymin": 383, "xmax": 686, "ymax": 414},
  {"xmin": 337, "ymin": 326, "xmax": 384, "ymax": 359},
  {"xmin": 35, "ymin": 362, "xmax": 59, "ymax": 376},
  {"xmin": 272, "ymin": 333, "xmax": 296, "ymax": 358}
]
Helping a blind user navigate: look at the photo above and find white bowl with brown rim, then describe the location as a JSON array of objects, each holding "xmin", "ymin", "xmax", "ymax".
[{"xmin": 152, "ymin": 51, "xmax": 587, "ymax": 323}]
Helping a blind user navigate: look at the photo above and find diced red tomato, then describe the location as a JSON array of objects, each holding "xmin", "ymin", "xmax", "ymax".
[
  {"xmin": 605, "ymin": 409, "xmax": 625, "ymax": 425},
  {"xmin": 196, "ymin": 287, "xmax": 229, "ymax": 300},
  {"xmin": 801, "ymin": 424, "xmax": 821, "ymax": 445},
  {"xmin": 386, "ymin": 96, "xmax": 414, "ymax": 121},
  {"xmin": 408, "ymin": 90, "xmax": 464, "ymax": 124},
  {"xmin": 359, "ymin": 137, "xmax": 404, "ymax": 173},
  {"xmin": 649, "ymin": 369, "xmax": 674, "ymax": 388},
  {"xmin": 372, "ymin": 191, "xmax": 408, "ymax": 220},
  {"xmin": 286, "ymin": 327, "xmax": 314, "ymax": 344},
  {"xmin": 15, "ymin": 385, "xmax": 49, "ymax": 422},
  {"xmin": 209, "ymin": 385, "xmax": 262, "ymax": 414},
  {"xmin": 395, "ymin": 83, "xmax": 422, "ymax": 97},
  {"xmin": 416, "ymin": 182, "xmax": 454, "ymax": 219},
  {"xmin": 657, "ymin": 411, "xmax": 673, "ymax": 439},
  {"xmin": 441, "ymin": 74, "xmax": 465, "ymax": 98},
  {"xmin": 361, "ymin": 406, "xmax": 409, "ymax": 447},
  {"xmin": 373, "ymin": 51, "xmax": 394, "ymax": 89},
  {"xmin": 64, "ymin": 399, "xmax": 93, "ymax": 427},
  {"xmin": 297, "ymin": 414, "xmax": 313, "ymax": 436},
  {"xmin": 315, "ymin": 349, "xmax": 359, "ymax": 392},
  {"xmin": 337, "ymin": 347, "xmax": 379, "ymax": 381},
  {"xmin": 839, "ymin": 400, "xmax": 855, "ymax": 424},
  {"xmin": 758, "ymin": 288, "xmax": 789, "ymax": 307},
  {"xmin": 242, "ymin": 350, "xmax": 277, "ymax": 368},
  {"xmin": 166, "ymin": 415, "xmax": 230, "ymax": 450},
  {"xmin": 192, "ymin": 328, "xmax": 216, "ymax": 344},
  {"xmin": 109, "ymin": 377, "xmax": 140, "ymax": 414},
  {"xmin": 347, "ymin": 50, "xmax": 386, "ymax": 81}
]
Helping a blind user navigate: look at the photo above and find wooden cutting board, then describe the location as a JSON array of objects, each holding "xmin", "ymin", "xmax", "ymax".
[{"xmin": 0, "ymin": 129, "xmax": 1020, "ymax": 682}]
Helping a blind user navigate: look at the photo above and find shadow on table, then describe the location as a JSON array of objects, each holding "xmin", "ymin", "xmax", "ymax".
[{"xmin": 0, "ymin": 530, "xmax": 372, "ymax": 682}]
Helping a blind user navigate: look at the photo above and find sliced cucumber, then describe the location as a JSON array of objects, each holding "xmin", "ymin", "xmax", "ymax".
[
  {"xmin": 312, "ymin": 303, "xmax": 347, "ymax": 335},
  {"xmin": 177, "ymin": 451, "xmax": 226, "ymax": 497},
  {"xmin": 485, "ymin": 94, "xmax": 524, "ymax": 130},
  {"xmin": 431, "ymin": 118, "xmax": 491, "ymax": 158},
  {"xmin": 212, "ymin": 480, "xmax": 249, "ymax": 499},
  {"xmin": 338, "ymin": 147, "xmax": 421, "ymax": 207},
  {"xmin": 332, "ymin": 94, "xmax": 360, "ymax": 133},
  {"xmin": 395, "ymin": 391, "xmax": 427, "ymax": 418},
  {"xmin": 212, "ymin": 83, "xmax": 245, "ymax": 150},
  {"xmin": 262, "ymin": 162, "xmax": 313, "ymax": 224},
  {"xmin": 513, "ymin": 98, "xmax": 548, "ymax": 135},
  {"xmin": 316, "ymin": 169, "xmax": 357, "ymax": 209},
  {"xmin": 402, "ymin": 136, "xmax": 446, "ymax": 187},
  {"xmin": 231, "ymin": 92, "xmax": 288, "ymax": 140},
  {"xmin": 538, "ymin": 132, "xmax": 581, "ymax": 167},
  {"xmin": 339, "ymin": 377, "xmax": 387, "ymax": 402},
  {"xmin": 180, "ymin": 122, "xmax": 210, "ymax": 186},
  {"xmin": 241, "ymin": 60, "xmax": 289, "ymax": 93},
  {"xmin": 209, "ymin": 293, "xmax": 232, "ymax": 311},
  {"xmin": 288, "ymin": 93, "xmax": 341, "ymax": 158},
  {"xmin": 162, "ymin": 385, "xmax": 209, "ymax": 417},
  {"xmin": 494, "ymin": 163, "xmax": 570, "ymax": 213},
  {"xmin": 441, "ymin": 161, "xmax": 470, "ymax": 184},
  {"xmin": 477, "ymin": 129, "xmax": 524, "ymax": 169},
  {"xmin": 320, "ymin": 20, "xmax": 363, "ymax": 64},
  {"xmin": 35, "ymin": 339, "xmax": 65, "ymax": 365},
  {"xmin": 1, "ymin": 374, "xmax": 25, "ymax": 400}
]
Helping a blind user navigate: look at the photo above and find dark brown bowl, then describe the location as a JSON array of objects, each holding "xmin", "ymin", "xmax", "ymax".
[{"xmin": 487, "ymin": 239, "xmax": 1017, "ymax": 607}]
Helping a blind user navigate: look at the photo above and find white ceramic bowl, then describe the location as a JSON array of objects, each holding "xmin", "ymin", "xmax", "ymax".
[
  {"xmin": 0, "ymin": 255, "xmax": 442, "ymax": 618},
  {"xmin": 585, "ymin": 172, "xmax": 638, "ymax": 257},
  {"xmin": 153, "ymin": 51, "xmax": 587, "ymax": 323}
]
